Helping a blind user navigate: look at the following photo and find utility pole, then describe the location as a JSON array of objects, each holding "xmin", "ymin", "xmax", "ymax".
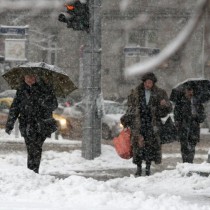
[
  {"xmin": 81, "ymin": 0, "xmax": 102, "ymax": 159},
  {"xmin": 58, "ymin": 0, "xmax": 102, "ymax": 159}
]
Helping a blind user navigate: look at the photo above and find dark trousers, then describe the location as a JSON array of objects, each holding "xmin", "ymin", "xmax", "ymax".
[
  {"xmin": 180, "ymin": 140, "xmax": 196, "ymax": 163},
  {"xmin": 24, "ymin": 133, "xmax": 46, "ymax": 173}
]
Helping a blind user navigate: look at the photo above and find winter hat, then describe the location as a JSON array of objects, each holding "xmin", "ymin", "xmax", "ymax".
[{"xmin": 141, "ymin": 72, "xmax": 157, "ymax": 83}]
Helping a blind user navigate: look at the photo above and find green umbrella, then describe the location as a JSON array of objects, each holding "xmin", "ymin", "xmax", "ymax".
[{"xmin": 2, "ymin": 62, "xmax": 77, "ymax": 98}]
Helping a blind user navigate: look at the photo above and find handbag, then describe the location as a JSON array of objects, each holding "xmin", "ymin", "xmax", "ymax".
[
  {"xmin": 113, "ymin": 128, "xmax": 133, "ymax": 159},
  {"xmin": 38, "ymin": 118, "xmax": 57, "ymax": 136},
  {"xmin": 159, "ymin": 116, "xmax": 177, "ymax": 144}
]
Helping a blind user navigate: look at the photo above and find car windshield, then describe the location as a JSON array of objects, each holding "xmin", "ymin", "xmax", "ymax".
[
  {"xmin": 104, "ymin": 102, "xmax": 126, "ymax": 114},
  {"xmin": 74, "ymin": 101, "xmax": 126, "ymax": 115},
  {"xmin": 0, "ymin": 90, "xmax": 16, "ymax": 98}
]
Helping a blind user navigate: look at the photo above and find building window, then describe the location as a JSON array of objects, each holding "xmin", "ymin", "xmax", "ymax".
[
  {"xmin": 146, "ymin": 30, "xmax": 157, "ymax": 47},
  {"xmin": 127, "ymin": 29, "xmax": 157, "ymax": 47},
  {"xmin": 128, "ymin": 30, "xmax": 145, "ymax": 46}
]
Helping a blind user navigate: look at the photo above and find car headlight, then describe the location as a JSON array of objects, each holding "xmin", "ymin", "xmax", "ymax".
[
  {"xmin": 119, "ymin": 123, "xmax": 124, "ymax": 129},
  {"xmin": 58, "ymin": 119, "xmax": 67, "ymax": 129}
]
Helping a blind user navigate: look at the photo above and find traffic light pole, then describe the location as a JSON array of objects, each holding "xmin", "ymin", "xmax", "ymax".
[{"xmin": 82, "ymin": 0, "xmax": 102, "ymax": 159}]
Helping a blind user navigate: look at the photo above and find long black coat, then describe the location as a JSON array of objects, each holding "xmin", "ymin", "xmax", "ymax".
[
  {"xmin": 122, "ymin": 84, "xmax": 172, "ymax": 165},
  {"xmin": 174, "ymin": 96, "xmax": 205, "ymax": 144},
  {"xmin": 6, "ymin": 81, "xmax": 58, "ymax": 138}
]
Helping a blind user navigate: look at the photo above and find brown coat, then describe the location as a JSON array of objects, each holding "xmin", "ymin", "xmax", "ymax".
[{"xmin": 123, "ymin": 83, "xmax": 172, "ymax": 165}]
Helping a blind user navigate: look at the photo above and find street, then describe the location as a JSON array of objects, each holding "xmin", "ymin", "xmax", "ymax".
[{"xmin": 0, "ymin": 133, "xmax": 209, "ymax": 180}]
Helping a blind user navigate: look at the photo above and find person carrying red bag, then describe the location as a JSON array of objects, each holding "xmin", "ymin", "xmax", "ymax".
[{"xmin": 121, "ymin": 72, "xmax": 172, "ymax": 176}]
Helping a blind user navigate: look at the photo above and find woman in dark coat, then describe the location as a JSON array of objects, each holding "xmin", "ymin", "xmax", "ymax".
[
  {"xmin": 5, "ymin": 75, "xmax": 58, "ymax": 173},
  {"xmin": 174, "ymin": 87, "xmax": 205, "ymax": 163},
  {"xmin": 121, "ymin": 72, "xmax": 172, "ymax": 176}
]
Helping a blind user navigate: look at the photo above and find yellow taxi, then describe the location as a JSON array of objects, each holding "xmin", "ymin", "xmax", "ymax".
[{"xmin": 0, "ymin": 97, "xmax": 71, "ymax": 138}]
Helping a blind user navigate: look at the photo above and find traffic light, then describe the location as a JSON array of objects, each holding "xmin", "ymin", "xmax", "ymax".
[{"xmin": 58, "ymin": 1, "xmax": 89, "ymax": 32}]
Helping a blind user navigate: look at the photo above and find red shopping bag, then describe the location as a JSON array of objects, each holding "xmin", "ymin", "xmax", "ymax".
[{"xmin": 113, "ymin": 128, "xmax": 133, "ymax": 159}]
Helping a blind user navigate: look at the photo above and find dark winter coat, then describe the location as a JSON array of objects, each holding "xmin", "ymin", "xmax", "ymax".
[
  {"xmin": 174, "ymin": 96, "xmax": 205, "ymax": 144},
  {"xmin": 122, "ymin": 84, "xmax": 172, "ymax": 165},
  {"xmin": 6, "ymin": 81, "xmax": 58, "ymax": 138}
]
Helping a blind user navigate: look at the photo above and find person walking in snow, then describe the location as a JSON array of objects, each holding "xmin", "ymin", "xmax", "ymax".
[
  {"xmin": 121, "ymin": 72, "xmax": 172, "ymax": 176},
  {"xmin": 174, "ymin": 86, "xmax": 205, "ymax": 163},
  {"xmin": 5, "ymin": 74, "xmax": 58, "ymax": 173}
]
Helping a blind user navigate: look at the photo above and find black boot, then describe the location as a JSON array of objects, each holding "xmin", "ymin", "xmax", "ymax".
[
  {"xmin": 135, "ymin": 164, "xmax": 142, "ymax": 177},
  {"xmin": 145, "ymin": 162, "xmax": 151, "ymax": 176}
]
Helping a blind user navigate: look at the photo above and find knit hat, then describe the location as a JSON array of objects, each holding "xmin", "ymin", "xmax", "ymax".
[{"xmin": 141, "ymin": 72, "xmax": 157, "ymax": 83}]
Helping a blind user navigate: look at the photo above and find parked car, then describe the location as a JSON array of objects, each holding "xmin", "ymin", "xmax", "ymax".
[
  {"xmin": 0, "ymin": 97, "xmax": 71, "ymax": 138},
  {"xmin": 63, "ymin": 100, "xmax": 127, "ymax": 140},
  {"xmin": 0, "ymin": 98, "xmax": 13, "ymax": 129},
  {"xmin": 0, "ymin": 90, "xmax": 17, "ymax": 98}
]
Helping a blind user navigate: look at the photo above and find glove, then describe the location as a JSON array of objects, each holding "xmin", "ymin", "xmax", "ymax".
[
  {"xmin": 120, "ymin": 114, "xmax": 131, "ymax": 128},
  {"xmin": 5, "ymin": 127, "xmax": 12, "ymax": 135},
  {"xmin": 138, "ymin": 135, "xmax": 145, "ymax": 148}
]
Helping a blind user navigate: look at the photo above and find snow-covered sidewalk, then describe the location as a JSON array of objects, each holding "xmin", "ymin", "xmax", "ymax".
[
  {"xmin": 0, "ymin": 128, "xmax": 210, "ymax": 209},
  {"xmin": 0, "ymin": 143, "xmax": 210, "ymax": 209}
]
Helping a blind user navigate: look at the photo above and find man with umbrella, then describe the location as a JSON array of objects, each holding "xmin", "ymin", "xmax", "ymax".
[
  {"xmin": 3, "ymin": 62, "xmax": 77, "ymax": 174},
  {"xmin": 5, "ymin": 74, "xmax": 58, "ymax": 173},
  {"xmin": 172, "ymin": 84, "xmax": 206, "ymax": 163}
]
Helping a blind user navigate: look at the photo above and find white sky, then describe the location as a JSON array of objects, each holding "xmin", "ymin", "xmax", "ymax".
[{"xmin": 0, "ymin": 131, "xmax": 210, "ymax": 210}]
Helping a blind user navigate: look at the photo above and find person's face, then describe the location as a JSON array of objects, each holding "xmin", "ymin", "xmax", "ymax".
[
  {"xmin": 144, "ymin": 79, "xmax": 154, "ymax": 90},
  {"xmin": 24, "ymin": 75, "xmax": 36, "ymax": 86},
  {"xmin": 185, "ymin": 89, "xmax": 193, "ymax": 99}
]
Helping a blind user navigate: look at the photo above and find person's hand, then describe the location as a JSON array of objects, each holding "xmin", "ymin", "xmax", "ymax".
[
  {"xmin": 120, "ymin": 114, "xmax": 130, "ymax": 128},
  {"xmin": 138, "ymin": 135, "xmax": 144, "ymax": 148},
  {"xmin": 160, "ymin": 99, "xmax": 168, "ymax": 106}
]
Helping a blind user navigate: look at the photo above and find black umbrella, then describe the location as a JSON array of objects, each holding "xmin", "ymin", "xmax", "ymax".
[
  {"xmin": 170, "ymin": 78, "xmax": 210, "ymax": 103},
  {"xmin": 2, "ymin": 62, "xmax": 77, "ymax": 98}
]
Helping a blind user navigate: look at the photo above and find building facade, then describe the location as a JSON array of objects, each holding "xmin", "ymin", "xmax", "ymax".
[{"xmin": 0, "ymin": 0, "xmax": 208, "ymax": 100}]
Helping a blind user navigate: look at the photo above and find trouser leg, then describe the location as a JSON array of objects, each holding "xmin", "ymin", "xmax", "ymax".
[
  {"xmin": 180, "ymin": 141, "xmax": 188, "ymax": 162},
  {"xmin": 133, "ymin": 143, "xmax": 143, "ymax": 177},
  {"xmin": 135, "ymin": 161, "xmax": 142, "ymax": 176},
  {"xmin": 186, "ymin": 143, "xmax": 196, "ymax": 163},
  {"xmin": 25, "ymin": 136, "xmax": 45, "ymax": 173},
  {"xmin": 180, "ymin": 140, "xmax": 196, "ymax": 163},
  {"xmin": 145, "ymin": 161, "xmax": 151, "ymax": 176}
]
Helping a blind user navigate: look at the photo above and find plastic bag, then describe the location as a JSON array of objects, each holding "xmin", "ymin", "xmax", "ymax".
[{"xmin": 113, "ymin": 128, "xmax": 133, "ymax": 159}]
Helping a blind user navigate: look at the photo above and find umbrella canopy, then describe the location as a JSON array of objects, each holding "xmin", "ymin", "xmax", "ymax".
[
  {"xmin": 170, "ymin": 78, "xmax": 210, "ymax": 103},
  {"xmin": 2, "ymin": 62, "xmax": 77, "ymax": 98}
]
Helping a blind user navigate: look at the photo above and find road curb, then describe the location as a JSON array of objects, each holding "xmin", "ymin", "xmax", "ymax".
[{"xmin": 0, "ymin": 140, "xmax": 81, "ymax": 152}]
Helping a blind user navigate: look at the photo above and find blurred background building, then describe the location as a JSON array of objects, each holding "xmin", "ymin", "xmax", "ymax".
[{"xmin": 0, "ymin": 0, "xmax": 209, "ymax": 101}]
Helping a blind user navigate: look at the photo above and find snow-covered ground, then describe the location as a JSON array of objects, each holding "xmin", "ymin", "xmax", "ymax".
[{"xmin": 0, "ymin": 130, "xmax": 210, "ymax": 209}]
